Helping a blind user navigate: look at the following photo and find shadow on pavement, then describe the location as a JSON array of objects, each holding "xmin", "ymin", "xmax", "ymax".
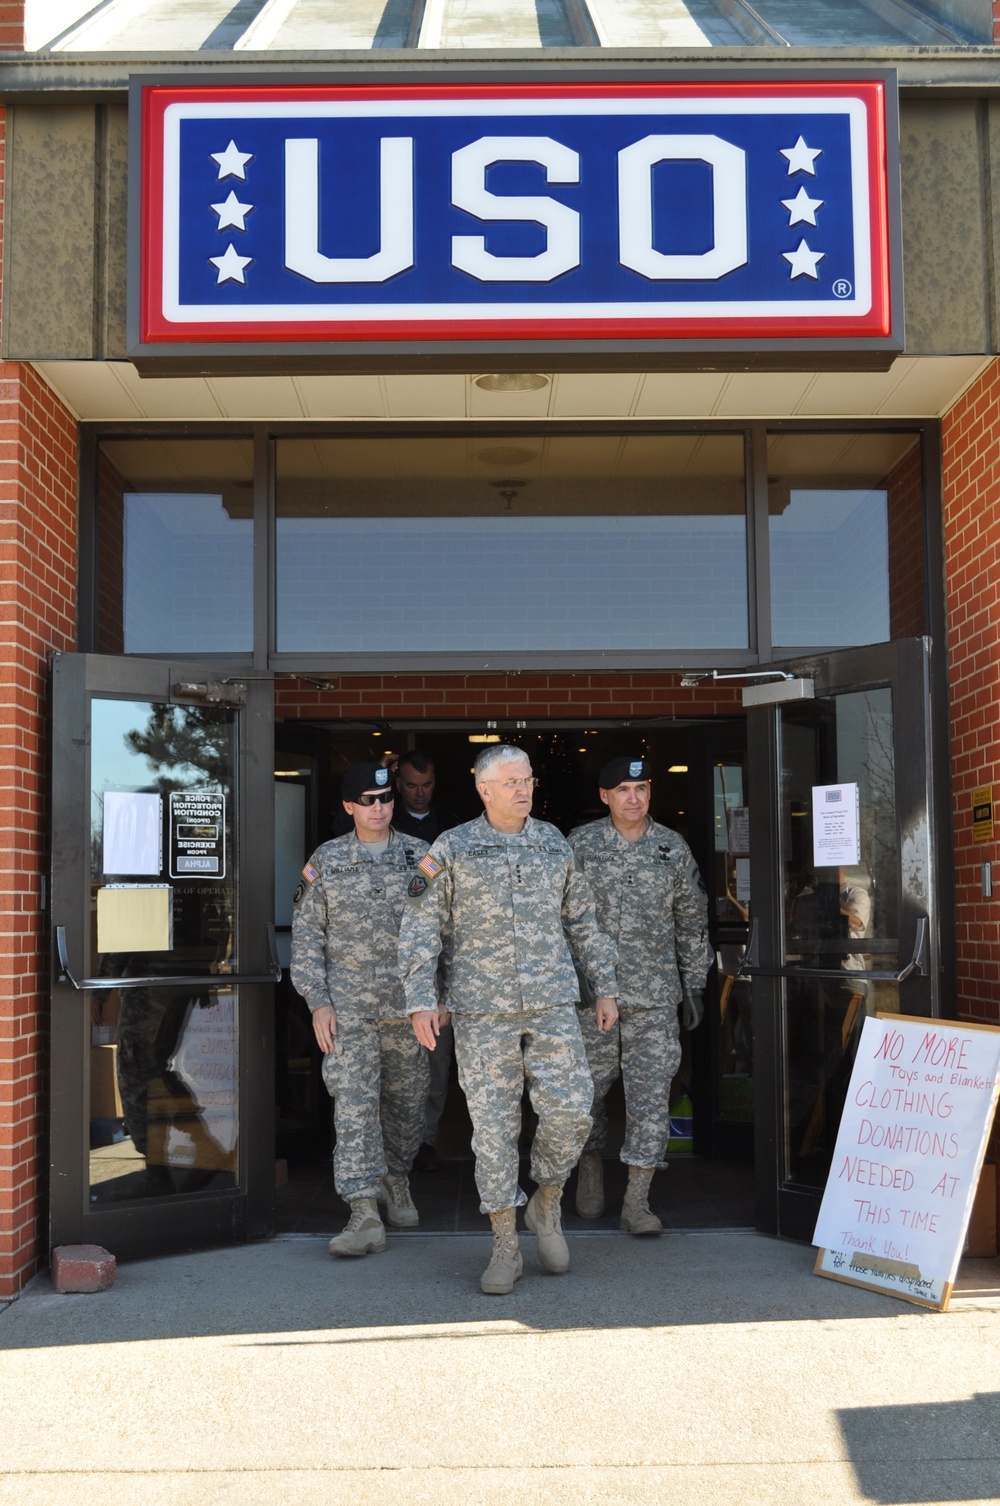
[
  {"xmin": 837, "ymin": 1393, "xmax": 1000, "ymax": 1502},
  {"xmin": 4, "ymin": 1232, "xmax": 996, "ymax": 1351}
]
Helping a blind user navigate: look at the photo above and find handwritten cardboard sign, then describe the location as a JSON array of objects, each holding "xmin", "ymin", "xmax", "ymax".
[{"xmin": 813, "ymin": 1014, "xmax": 1000, "ymax": 1309}]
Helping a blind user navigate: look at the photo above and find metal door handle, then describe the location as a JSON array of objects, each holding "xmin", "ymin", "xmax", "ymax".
[
  {"xmin": 54, "ymin": 923, "xmax": 283, "ymax": 990},
  {"xmin": 736, "ymin": 915, "xmax": 929, "ymax": 982}
]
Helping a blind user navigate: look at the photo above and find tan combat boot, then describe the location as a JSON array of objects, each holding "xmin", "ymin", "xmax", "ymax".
[
  {"xmin": 524, "ymin": 1182, "xmax": 571, "ymax": 1273},
  {"xmin": 378, "ymin": 1173, "xmax": 419, "ymax": 1228},
  {"xmin": 575, "ymin": 1152, "xmax": 605, "ymax": 1218},
  {"xmin": 328, "ymin": 1198, "xmax": 387, "ymax": 1257},
  {"xmin": 620, "ymin": 1165, "xmax": 663, "ymax": 1236},
  {"xmin": 481, "ymin": 1207, "xmax": 523, "ymax": 1295}
]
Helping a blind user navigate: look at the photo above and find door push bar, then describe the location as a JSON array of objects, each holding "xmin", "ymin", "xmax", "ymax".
[
  {"xmin": 54, "ymin": 923, "xmax": 284, "ymax": 991},
  {"xmin": 736, "ymin": 915, "xmax": 930, "ymax": 984}
]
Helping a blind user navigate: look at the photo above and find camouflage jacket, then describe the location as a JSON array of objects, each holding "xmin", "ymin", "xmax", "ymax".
[
  {"xmin": 290, "ymin": 827, "xmax": 429, "ymax": 1019},
  {"xmin": 568, "ymin": 817, "xmax": 712, "ymax": 1009},
  {"xmin": 398, "ymin": 812, "xmax": 618, "ymax": 1016}
]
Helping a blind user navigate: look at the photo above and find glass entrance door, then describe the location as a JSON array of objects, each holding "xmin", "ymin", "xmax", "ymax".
[
  {"xmin": 746, "ymin": 639, "xmax": 943, "ymax": 1239},
  {"xmin": 49, "ymin": 654, "xmax": 277, "ymax": 1259}
]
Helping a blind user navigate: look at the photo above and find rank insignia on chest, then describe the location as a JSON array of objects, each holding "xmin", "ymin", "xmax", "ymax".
[{"xmin": 417, "ymin": 853, "xmax": 443, "ymax": 880}]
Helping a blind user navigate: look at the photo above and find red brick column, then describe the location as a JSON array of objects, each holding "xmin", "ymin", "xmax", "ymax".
[
  {"xmin": 0, "ymin": 3, "xmax": 23, "ymax": 50},
  {"xmin": 941, "ymin": 360, "xmax": 1000, "ymax": 1030},
  {"xmin": 0, "ymin": 106, "xmax": 79, "ymax": 1302},
  {"xmin": 942, "ymin": 358, "xmax": 1000, "ymax": 1219},
  {"xmin": 994, "ymin": 1, "xmax": 1000, "ymax": 43}
]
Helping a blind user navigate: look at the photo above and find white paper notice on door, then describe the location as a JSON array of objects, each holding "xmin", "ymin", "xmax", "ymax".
[
  {"xmin": 103, "ymin": 791, "xmax": 162, "ymax": 876},
  {"xmin": 812, "ymin": 782, "xmax": 860, "ymax": 868}
]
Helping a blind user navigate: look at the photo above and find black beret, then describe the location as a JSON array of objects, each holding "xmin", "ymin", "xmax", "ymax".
[
  {"xmin": 598, "ymin": 756, "xmax": 652, "ymax": 790},
  {"xmin": 341, "ymin": 762, "xmax": 394, "ymax": 803}
]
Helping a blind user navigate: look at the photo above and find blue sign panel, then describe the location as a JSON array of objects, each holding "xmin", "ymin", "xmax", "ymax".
[{"xmin": 138, "ymin": 81, "xmax": 895, "ymax": 345}]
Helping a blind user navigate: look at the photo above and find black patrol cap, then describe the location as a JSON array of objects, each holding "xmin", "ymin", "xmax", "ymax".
[
  {"xmin": 598, "ymin": 756, "xmax": 652, "ymax": 790},
  {"xmin": 341, "ymin": 762, "xmax": 394, "ymax": 803}
]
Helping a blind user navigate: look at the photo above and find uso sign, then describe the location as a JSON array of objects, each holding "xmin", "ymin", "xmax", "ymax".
[{"xmin": 135, "ymin": 79, "xmax": 897, "ymax": 349}]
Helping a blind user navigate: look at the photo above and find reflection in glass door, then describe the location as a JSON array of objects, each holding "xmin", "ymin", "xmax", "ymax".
[
  {"xmin": 87, "ymin": 697, "xmax": 240, "ymax": 1204},
  {"xmin": 51, "ymin": 655, "xmax": 277, "ymax": 1259},
  {"xmin": 706, "ymin": 743, "xmax": 753, "ymax": 1158},
  {"xmin": 780, "ymin": 687, "xmax": 899, "ymax": 1189},
  {"xmin": 746, "ymin": 640, "xmax": 940, "ymax": 1240}
]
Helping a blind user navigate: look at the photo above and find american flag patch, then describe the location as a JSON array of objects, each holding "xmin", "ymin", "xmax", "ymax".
[{"xmin": 417, "ymin": 854, "xmax": 443, "ymax": 880}]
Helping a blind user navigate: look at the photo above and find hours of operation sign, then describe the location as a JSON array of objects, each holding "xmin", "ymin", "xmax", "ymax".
[{"xmin": 136, "ymin": 77, "xmax": 896, "ymax": 348}]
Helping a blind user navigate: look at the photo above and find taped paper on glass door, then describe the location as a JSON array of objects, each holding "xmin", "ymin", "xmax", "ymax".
[{"xmin": 96, "ymin": 884, "xmax": 173, "ymax": 953}]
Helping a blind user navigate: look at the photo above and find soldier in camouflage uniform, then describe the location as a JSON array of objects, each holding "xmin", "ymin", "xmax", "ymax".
[
  {"xmin": 291, "ymin": 762, "xmax": 435, "ymax": 1258},
  {"xmin": 568, "ymin": 756, "xmax": 712, "ymax": 1236},
  {"xmin": 399, "ymin": 744, "xmax": 618, "ymax": 1295}
]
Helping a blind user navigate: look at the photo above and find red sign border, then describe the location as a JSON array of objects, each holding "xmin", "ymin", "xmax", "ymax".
[{"xmin": 139, "ymin": 79, "xmax": 893, "ymax": 346}]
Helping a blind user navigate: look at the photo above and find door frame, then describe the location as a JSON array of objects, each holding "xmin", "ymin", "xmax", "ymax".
[
  {"xmin": 745, "ymin": 636, "xmax": 950, "ymax": 1240},
  {"xmin": 49, "ymin": 652, "xmax": 277, "ymax": 1260}
]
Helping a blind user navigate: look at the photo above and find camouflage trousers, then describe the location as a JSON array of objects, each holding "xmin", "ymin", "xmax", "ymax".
[
  {"xmin": 577, "ymin": 1004, "xmax": 682, "ymax": 1167},
  {"xmin": 321, "ymin": 1014, "xmax": 429, "ymax": 1202},
  {"xmin": 452, "ymin": 1005, "xmax": 592, "ymax": 1216}
]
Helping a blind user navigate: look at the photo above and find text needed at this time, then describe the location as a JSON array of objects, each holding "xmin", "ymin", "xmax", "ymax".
[
  {"xmin": 136, "ymin": 78, "xmax": 896, "ymax": 347},
  {"xmin": 813, "ymin": 1015, "xmax": 1000, "ymax": 1308}
]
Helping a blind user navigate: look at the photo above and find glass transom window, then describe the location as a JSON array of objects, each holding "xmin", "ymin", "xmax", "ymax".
[{"xmin": 275, "ymin": 433, "xmax": 748, "ymax": 653}]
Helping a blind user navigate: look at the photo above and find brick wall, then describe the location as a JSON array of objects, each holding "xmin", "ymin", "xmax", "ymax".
[
  {"xmin": 0, "ymin": 104, "xmax": 79, "ymax": 1302},
  {"xmin": 941, "ymin": 358, "xmax": 1000, "ymax": 1206},
  {"xmin": 274, "ymin": 672, "xmax": 743, "ymax": 723},
  {"xmin": 942, "ymin": 360, "xmax": 1000, "ymax": 1029},
  {"xmin": 0, "ymin": 2, "xmax": 23, "ymax": 50},
  {"xmin": 887, "ymin": 441, "xmax": 926, "ymax": 640}
]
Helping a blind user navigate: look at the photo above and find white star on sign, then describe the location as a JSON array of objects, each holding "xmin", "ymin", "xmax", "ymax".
[
  {"xmin": 782, "ymin": 239, "xmax": 826, "ymax": 279},
  {"xmin": 209, "ymin": 243, "xmax": 252, "ymax": 285},
  {"xmin": 781, "ymin": 185, "xmax": 824, "ymax": 227},
  {"xmin": 211, "ymin": 190, "xmax": 253, "ymax": 231},
  {"xmin": 211, "ymin": 140, "xmax": 252, "ymax": 180},
  {"xmin": 780, "ymin": 136, "xmax": 822, "ymax": 176}
]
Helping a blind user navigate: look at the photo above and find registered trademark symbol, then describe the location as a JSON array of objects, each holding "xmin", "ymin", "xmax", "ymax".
[{"xmin": 832, "ymin": 278, "xmax": 852, "ymax": 298}]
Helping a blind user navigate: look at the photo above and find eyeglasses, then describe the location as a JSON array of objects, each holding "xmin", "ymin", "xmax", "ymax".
[
  {"xmin": 494, "ymin": 777, "xmax": 539, "ymax": 792},
  {"xmin": 354, "ymin": 790, "xmax": 394, "ymax": 806}
]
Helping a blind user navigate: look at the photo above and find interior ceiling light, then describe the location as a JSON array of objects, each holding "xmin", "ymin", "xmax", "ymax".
[
  {"xmin": 474, "ymin": 372, "xmax": 550, "ymax": 392},
  {"xmin": 468, "ymin": 733, "xmax": 501, "ymax": 743},
  {"xmin": 668, "ymin": 764, "xmax": 689, "ymax": 774}
]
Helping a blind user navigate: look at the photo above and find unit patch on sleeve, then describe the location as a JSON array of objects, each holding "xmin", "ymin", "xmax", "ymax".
[{"xmin": 407, "ymin": 875, "xmax": 428, "ymax": 898}]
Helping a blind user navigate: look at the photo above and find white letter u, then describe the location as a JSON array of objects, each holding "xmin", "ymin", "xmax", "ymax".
[{"xmin": 285, "ymin": 136, "xmax": 414, "ymax": 284}]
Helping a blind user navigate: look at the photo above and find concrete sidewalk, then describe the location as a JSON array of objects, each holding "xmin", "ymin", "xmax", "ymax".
[{"xmin": 1, "ymin": 1230, "xmax": 999, "ymax": 1505}]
